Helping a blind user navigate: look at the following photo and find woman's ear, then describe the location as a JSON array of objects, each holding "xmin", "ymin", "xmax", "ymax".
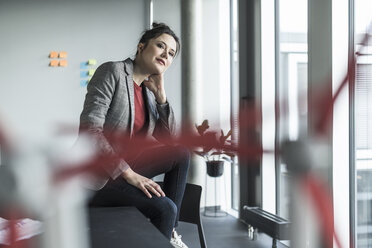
[{"xmin": 137, "ymin": 43, "xmax": 144, "ymax": 54}]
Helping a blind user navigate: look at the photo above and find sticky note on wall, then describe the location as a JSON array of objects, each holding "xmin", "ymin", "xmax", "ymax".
[
  {"xmin": 88, "ymin": 69, "xmax": 95, "ymax": 76},
  {"xmin": 59, "ymin": 60, "xmax": 67, "ymax": 67},
  {"xmin": 49, "ymin": 51, "xmax": 58, "ymax": 58},
  {"xmin": 88, "ymin": 59, "xmax": 97, "ymax": 65},
  {"xmin": 49, "ymin": 60, "xmax": 58, "ymax": 67},
  {"xmin": 80, "ymin": 71, "xmax": 88, "ymax": 77},
  {"xmin": 59, "ymin": 51, "xmax": 67, "ymax": 58},
  {"xmin": 80, "ymin": 80, "xmax": 89, "ymax": 87},
  {"xmin": 80, "ymin": 62, "xmax": 88, "ymax": 69}
]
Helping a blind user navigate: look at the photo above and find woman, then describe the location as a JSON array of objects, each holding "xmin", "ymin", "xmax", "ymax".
[{"xmin": 79, "ymin": 23, "xmax": 190, "ymax": 248}]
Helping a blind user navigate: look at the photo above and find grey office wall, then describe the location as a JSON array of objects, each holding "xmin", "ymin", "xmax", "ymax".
[{"xmin": 0, "ymin": 0, "xmax": 152, "ymax": 145}]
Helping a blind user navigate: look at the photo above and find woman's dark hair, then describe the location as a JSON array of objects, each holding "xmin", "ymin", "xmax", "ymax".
[{"xmin": 136, "ymin": 22, "xmax": 181, "ymax": 57}]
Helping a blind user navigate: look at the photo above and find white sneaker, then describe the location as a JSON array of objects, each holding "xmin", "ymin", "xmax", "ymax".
[{"xmin": 170, "ymin": 230, "xmax": 189, "ymax": 248}]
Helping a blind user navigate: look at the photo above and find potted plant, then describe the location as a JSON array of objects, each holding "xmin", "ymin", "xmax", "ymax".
[{"xmin": 194, "ymin": 120, "xmax": 235, "ymax": 177}]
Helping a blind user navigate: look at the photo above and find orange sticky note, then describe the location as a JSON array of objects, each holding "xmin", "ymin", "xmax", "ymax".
[
  {"xmin": 59, "ymin": 60, "xmax": 67, "ymax": 67},
  {"xmin": 59, "ymin": 51, "xmax": 67, "ymax": 58},
  {"xmin": 49, "ymin": 51, "xmax": 58, "ymax": 58},
  {"xmin": 49, "ymin": 60, "xmax": 58, "ymax": 67}
]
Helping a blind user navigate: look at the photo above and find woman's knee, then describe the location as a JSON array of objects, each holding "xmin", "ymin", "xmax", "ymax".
[
  {"xmin": 158, "ymin": 197, "xmax": 177, "ymax": 219},
  {"xmin": 146, "ymin": 197, "xmax": 177, "ymax": 220}
]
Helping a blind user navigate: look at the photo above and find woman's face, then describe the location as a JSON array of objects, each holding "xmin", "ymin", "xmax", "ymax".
[{"xmin": 137, "ymin": 33, "xmax": 177, "ymax": 75}]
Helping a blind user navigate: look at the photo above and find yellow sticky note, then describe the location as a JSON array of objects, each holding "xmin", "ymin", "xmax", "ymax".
[
  {"xmin": 88, "ymin": 69, "xmax": 95, "ymax": 76},
  {"xmin": 59, "ymin": 60, "xmax": 67, "ymax": 67},
  {"xmin": 88, "ymin": 59, "xmax": 97, "ymax": 65},
  {"xmin": 49, "ymin": 51, "xmax": 58, "ymax": 58},
  {"xmin": 49, "ymin": 60, "xmax": 58, "ymax": 67},
  {"xmin": 59, "ymin": 51, "xmax": 67, "ymax": 58}
]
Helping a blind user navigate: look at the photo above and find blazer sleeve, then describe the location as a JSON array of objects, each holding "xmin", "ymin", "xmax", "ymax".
[
  {"xmin": 153, "ymin": 100, "xmax": 176, "ymax": 142},
  {"xmin": 79, "ymin": 62, "xmax": 129, "ymax": 180}
]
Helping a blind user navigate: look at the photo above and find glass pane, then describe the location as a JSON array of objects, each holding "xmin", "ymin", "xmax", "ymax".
[
  {"xmin": 231, "ymin": 0, "xmax": 240, "ymax": 211},
  {"xmin": 277, "ymin": 0, "xmax": 308, "ymax": 219},
  {"xmin": 354, "ymin": 0, "xmax": 372, "ymax": 247},
  {"xmin": 231, "ymin": 157, "xmax": 240, "ymax": 210}
]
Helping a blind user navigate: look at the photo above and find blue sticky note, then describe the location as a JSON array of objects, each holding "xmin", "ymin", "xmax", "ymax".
[
  {"xmin": 80, "ymin": 71, "xmax": 88, "ymax": 77},
  {"xmin": 80, "ymin": 62, "xmax": 88, "ymax": 69},
  {"xmin": 80, "ymin": 80, "xmax": 88, "ymax": 87}
]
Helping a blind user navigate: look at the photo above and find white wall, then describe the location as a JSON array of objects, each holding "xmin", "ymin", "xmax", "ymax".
[
  {"xmin": 0, "ymin": 0, "xmax": 146, "ymax": 147},
  {"xmin": 261, "ymin": 0, "xmax": 276, "ymax": 215},
  {"xmin": 332, "ymin": 0, "xmax": 350, "ymax": 246},
  {"xmin": 200, "ymin": 0, "xmax": 232, "ymax": 209}
]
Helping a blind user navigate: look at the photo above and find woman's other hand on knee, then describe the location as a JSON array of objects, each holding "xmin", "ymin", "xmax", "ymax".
[{"xmin": 122, "ymin": 168, "xmax": 165, "ymax": 198}]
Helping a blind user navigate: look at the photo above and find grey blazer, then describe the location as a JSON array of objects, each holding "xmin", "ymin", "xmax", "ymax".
[{"xmin": 79, "ymin": 58, "xmax": 176, "ymax": 189}]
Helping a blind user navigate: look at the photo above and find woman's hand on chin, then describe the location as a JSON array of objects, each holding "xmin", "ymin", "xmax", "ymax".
[{"xmin": 143, "ymin": 74, "xmax": 167, "ymax": 104}]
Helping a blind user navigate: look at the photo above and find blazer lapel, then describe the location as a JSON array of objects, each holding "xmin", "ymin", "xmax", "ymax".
[{"xmin": 123, "ymin": 58, "xmax": 135, "ymax": 138}]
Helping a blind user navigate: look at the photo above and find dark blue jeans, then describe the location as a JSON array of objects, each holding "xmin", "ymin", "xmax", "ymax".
[{"xmin": 88, "ymin": 145, "xmax": 190, "ymax": 239}]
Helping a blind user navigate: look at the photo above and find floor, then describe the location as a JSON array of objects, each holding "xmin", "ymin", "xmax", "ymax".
[{"xmin": 177, "ymin": 212, "xmax": 288, "ymax": 248}]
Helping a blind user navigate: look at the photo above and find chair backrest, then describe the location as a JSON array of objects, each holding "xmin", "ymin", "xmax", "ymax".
[{"xmin": 179, "ymin": 183, "xmax": 202, "ymax": 224}]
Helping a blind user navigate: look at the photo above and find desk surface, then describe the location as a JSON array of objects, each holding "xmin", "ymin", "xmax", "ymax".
[{"xmin": 89, "ymin": 207, "xmax": 172, "ymax": 248}]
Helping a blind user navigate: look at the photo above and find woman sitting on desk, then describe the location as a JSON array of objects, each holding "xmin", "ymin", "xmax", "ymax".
[{"xmin": 79, "ymin": 23, "xmax": 190, "ymax": 248}]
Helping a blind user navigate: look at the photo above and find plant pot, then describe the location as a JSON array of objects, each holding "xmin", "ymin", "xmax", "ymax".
[{"xmin": 206, "ymin": 161, "xmax": 224, "ymax": 177}]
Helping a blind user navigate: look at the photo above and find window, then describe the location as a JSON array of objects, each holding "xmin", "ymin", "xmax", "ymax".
[
  {"xmin": 230, "ymin": 0, "xmax": 240, "ymax": 211},
  {"xmin": 276, "ymin": 0, "xmax": 308, "ymax": 219},
  {"xmin": 354, "ymin": 0, "xmax": 372, "ymax": 247}
]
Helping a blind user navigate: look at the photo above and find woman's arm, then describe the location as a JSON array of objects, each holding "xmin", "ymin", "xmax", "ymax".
[
  {"xmin": 144, "ymin": 74, "xmax": 176, "ymax": 140},
  {"xmin": 79, "ymin": 62, "xmax": 130, "ymax": 180},
  {"xmin": 80, "ymin": 62, "xmax": 166, "ymax": 197}
]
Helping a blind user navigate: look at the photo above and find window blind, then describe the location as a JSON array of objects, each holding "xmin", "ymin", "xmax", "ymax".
[{"xmin": 355, "ymin": 63, "xmax": 372, "ymax": 150}]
